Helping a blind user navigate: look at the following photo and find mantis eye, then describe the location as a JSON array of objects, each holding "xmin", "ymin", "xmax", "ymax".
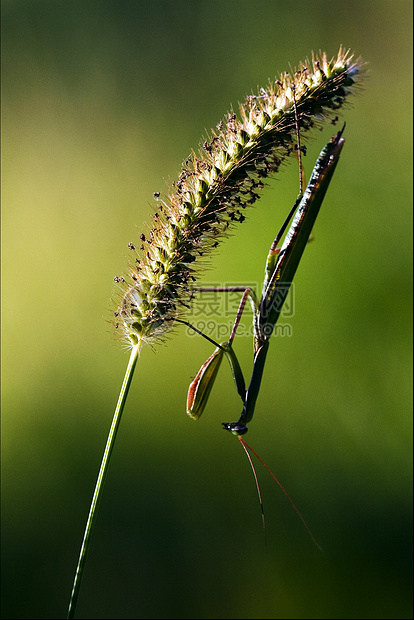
[{"xmin": 222, "ymin": 422, "xmax": 248, "ymax": 436}]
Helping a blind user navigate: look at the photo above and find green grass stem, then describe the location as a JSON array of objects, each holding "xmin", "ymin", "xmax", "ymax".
[{"xmin": 67, "ymin": 342, "xmax": 141, "ymax": 619}]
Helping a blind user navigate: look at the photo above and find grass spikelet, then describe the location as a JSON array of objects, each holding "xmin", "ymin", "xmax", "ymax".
[{"xmin": 113, "ymin": 47, "xmax": 363, "ymax": 349}]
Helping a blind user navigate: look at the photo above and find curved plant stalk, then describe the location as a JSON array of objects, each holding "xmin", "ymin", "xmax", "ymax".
[
  {"xmin": 66, "ymin": 342, "xmax": 141, "ymax": 619},
  {"xmin": 67, "ymin": 48, "xmax": 363, "ymax": 617}
]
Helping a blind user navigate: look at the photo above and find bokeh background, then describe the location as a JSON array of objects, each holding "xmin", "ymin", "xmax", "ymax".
[{"xmin": 2, "ymin": 1, "xmax": 412, "ymax": 618}]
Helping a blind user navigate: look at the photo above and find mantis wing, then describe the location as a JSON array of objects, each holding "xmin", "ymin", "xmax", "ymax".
[{"xmin": 225, "ymin": 128, "xmax": 346, "ymax": 433}]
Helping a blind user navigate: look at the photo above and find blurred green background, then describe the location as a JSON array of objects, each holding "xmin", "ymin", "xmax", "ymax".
[{"xmin": 2, "ymin": 1, "xmax": 412, "ymax": 618}]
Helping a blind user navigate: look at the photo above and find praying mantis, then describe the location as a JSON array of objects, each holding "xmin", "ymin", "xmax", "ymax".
[{"xmin": 187, "ymin": 124, "xmax": 346, "ymax": 436}]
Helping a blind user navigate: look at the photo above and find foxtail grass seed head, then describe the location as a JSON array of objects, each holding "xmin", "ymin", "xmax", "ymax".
[{"xmin": 113, "ymin": 47, "xmax": 363, "ymax": 349}]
